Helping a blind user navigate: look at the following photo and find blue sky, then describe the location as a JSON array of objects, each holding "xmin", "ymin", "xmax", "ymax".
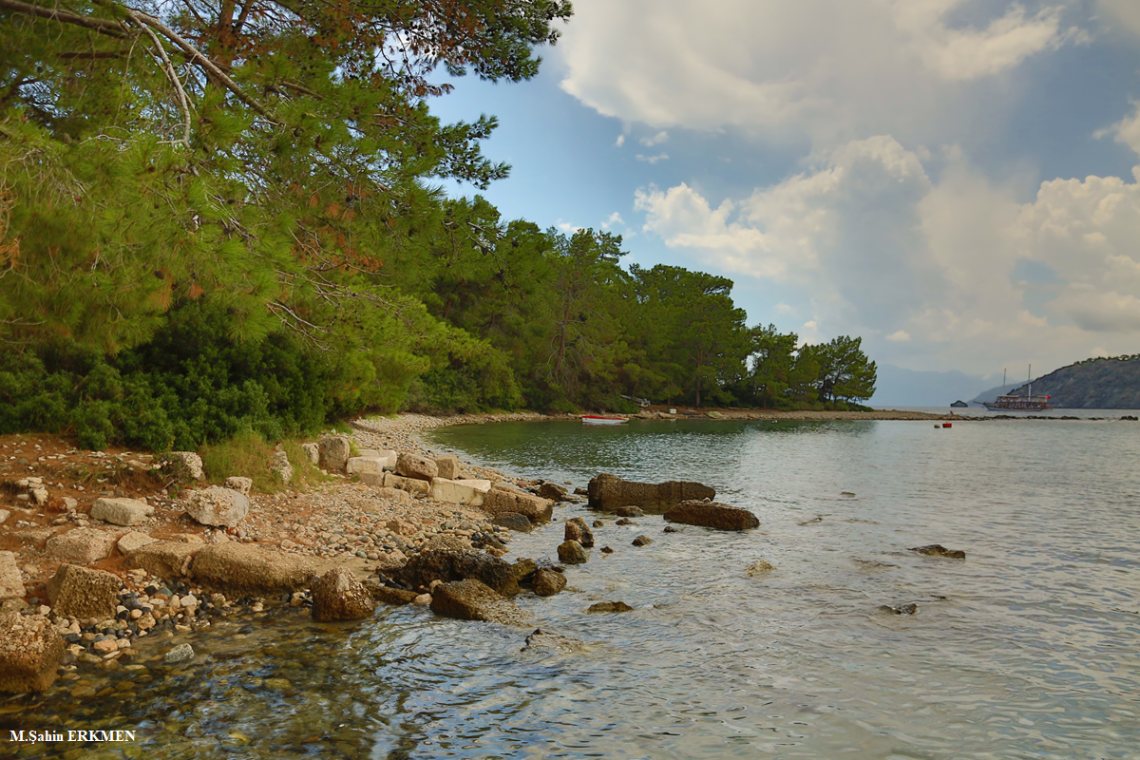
[{"xmin": 430, "ymin": 0, "xmax": 1140, "ymax": 394}]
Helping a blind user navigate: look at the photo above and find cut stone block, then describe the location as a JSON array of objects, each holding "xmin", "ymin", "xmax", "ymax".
[
  {"xmin": 429, "ymin": 477, "xmax": 491, "ymax": 505},
  {"xmin": 90, "ymin": 497, "xmax": 154, "ymax": 526}
]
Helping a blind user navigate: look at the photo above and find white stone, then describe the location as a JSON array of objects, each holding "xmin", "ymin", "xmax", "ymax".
[
  {"xmin": 0, "ymin": 509, "xmax": 9, "ymax": 524},
  {"xmin": 269, "ymin": 451, "xmax": 293, "ymax": 484},
  {"xmin": 170, "ymin": 451, "xmax": 205, "ymax": 480},
  {"xmin": 301, "ymin": 443, "xmax": 320, "ymax": 465},
  {"xmin": 185, "ymin": 487, "xmax": 249, "ymax": 528},
  {"xmin": 428, "ymin": 477, "xmax": 491, "ymax": 505},
  {"xmin": 0, "ymin": 551, "xmax": 24, "ymax": 599},
  {"xmin": 224, "ymin": 476, "xmax": 253, "ymax": 495},
  {"xmin": 117, "ymin": 532, "xmax": 158, "ymax": 554},
  {"xmin": 346, "ymin": 457, "xmax": 385, "ymax": 475},
  {"xmin": 91, "ymin": 497, "xmax": 154, "ymax": 526}
]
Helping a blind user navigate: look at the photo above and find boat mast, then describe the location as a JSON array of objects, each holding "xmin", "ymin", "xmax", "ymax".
[{"xmin": 1028, "ymin": 365, "xmax": 1032, "ymax": 396}]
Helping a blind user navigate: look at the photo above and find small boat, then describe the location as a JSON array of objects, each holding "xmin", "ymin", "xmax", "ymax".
[
  {"xmin": 983, "ymin": 365, "xmax": 1051, "ymax": 411},
  {"xmin": 950, "ymin": 400, "xmax": 967, "ymax": 408},
  {"xmin": 581, "ymin": 415, "xmax": 627, "ymax": 425}
]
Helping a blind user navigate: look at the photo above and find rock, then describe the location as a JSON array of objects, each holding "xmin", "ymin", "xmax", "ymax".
[
  {"xmin": 586, "ymin": 601, "xmax": 633, "ymax": 613},
  {"xmin": 420, "ymin": 534, "xmax": 472, "ymax": 553},
  {"xmin": 511, "ymin": 558, "xmax": 538, "ymax": 583},
  {"xmin": 0, "ymin": 509, "xmax": 9, "ymax": 524},
  {"xmin": 301, "ymin": 442, "xmax": 320, "ymax": 465},
  {"xmin": 746, "ymin": 560, "xmax": 774, "ymax": 575},
  {"xmin": 600, "ymin": 546, "xmax": 614, "ymax": 554},
  {"xmin": 373, "ymin": 487, "xmax": 413, "ymax": 504},
  {"xmin": 269, "ymin": 451, "xmax": 293, "ymax": 484},
  {"xmin": 0, "ymin": 610, "xmax": 64, "ymax": 693},
  {"xmin": 612, "ymin": 506, "xmax": 645, "ymax": 518},
  {"xmin": 880, "ymin": 603, "xmax": 918, "ymax": 615},
  {"xmin": 480, "ymin": 488, "xmax": 554, "ymax": 524},
  {"xmin": 364, "ymin": 472, "xmax": 429, "ymax": 495},
  {"xmin": 429, "ymin": 477, "xmax": 491, "ymax": 505},
  {"xmin": 90, "ymin": 497, "xmax": 154, "ymax": 526},
  {"xmin": 532, "ymin": 568, "xmax": 567, "ymax": 597},
  {"xmin": 311, "ymin": 567, "xmax": 376, "ymax": 622},
  {"xmin": 537, "ymin": 482, "xmax": 568, "ymax": 502},
  {"xmin": 385, "ymin": 519, "xmax": 419, "ymax": 537},
  {"xmin": 393, "ymin": 549, "xmax": 521, "ymax": 596},
  {"xmin": 170, "ymin": 451, "xmax": 205, "ymax": 481},
  {"xmin": 318, "ymin": 436, "xmax": 352, "ymax": 472},
  {"xmin": 396, "ymin": 453, "xmax": 438, "ymax": 481},
  {"xmin": 46, "ymin": 497, "xmax": 77, "ymax": 513},
  {"xmin": 164, "ymin": 643, "xmax": 194, "ymax": 664},
  {"xmin": 223, "ymin": 477, "xmax": 253, "ymax": 495},
  {"xmin": 663, "ymin": 525, "xmax": 679, "ymax": 533},
  {"xmin": 413, "ymin": 593, "xmax": 432, "ymax": 606},
  {"xmin": 429, "ymin": 579, "xmax": 528, "ymax": 625},
  {"xmin": 0, "ymin": 552, "xmax": 25, "ymax": 599},
  {"xmin": 347, "ymin": 457, "xmax": 383, "ymax": 475},
  {"xmin": 46, "ymin": 564, "xmax": 121, "ymax": 619},
  {"xmin": 365, "ymin": 584, "xmax": 419, "ymax": 606},
  {"xmin": 587, "ymin": 472, "xmax": 715, "ymax": 512},
  {"xmin": 522, "ymin": 628, "xmax": 585, "ymax": 653},
  {"xmin": 185, "ymin": 487, "xmax": 249, "ymax": 528},
  {"xmin": 434, "ymin": 455, "xmax": 461, "ymax": 480},
  {"xmin": 631, "ymin": 535, "xmax": 652, "ymax": 547},
  {"xmin": 128, "ymin": 541, "xmax": 201, "ymax": 578},
  {"xmin": 663, "ymin": 500, "xmax": 759, "ymax": 531},
  {"xmin": 45, "ymin": 528, "xmax": 117, "ymax": 564},
  {"xmin": 564, "ymin": 517, "xmax": 595, "ymax": 548},
  {"xmin": 557, "ymin": 540, "xmax": 588, "ymax": 565},
  {"xmin": 191, "ymin": 543, "xmax": 319, "ymax": 593},
  {"xmin": 492, "ymin": 512, "xmax": 533, "ymax": 532},
  {"xmin": 615, "ymin": 518, "xmax": 633, "ymax": 526},
  {"xmin": 909, "ymin": 544, "xmax": 966, "ymax": 559},
  {"xmin": 116, "ymin": 531, "xmax": 157, "ymax": 555}
]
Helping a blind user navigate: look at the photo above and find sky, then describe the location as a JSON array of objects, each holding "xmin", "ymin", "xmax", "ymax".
[{"xmin": 430, "ymin": 0, "xmax": 1140, "ymax": 397}]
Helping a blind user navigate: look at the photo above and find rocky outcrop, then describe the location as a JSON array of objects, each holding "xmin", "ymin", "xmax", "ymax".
[
  {"xmin": 430, "ymin": 579, "xmax": 528, "ymax": 625},
  {"xmin": 396, "ymin": 453, "xmax": 439, "ymax": 481},
  {"xmin": 90, "ymin": 496, "xmax": 154, "ymax": 526},
  {"xmin": 393, "ymin": 549, "xmax": 521, "ymax": 596},
  {"xmin": 532, "ymin": 568, "xmax": 567, "ymax": 597},
  {"xmin": 0, "ymin": 611, "xmax": 64, "ymax": 693},
  {"xmin": 662, "ymin": 500, "xmax": 759, "ymax": 531},
  {"xmin": 984, "ymin": 356, "xmax": 1140, "ymax": 408},
  {"xmin": 191, "ymin": 543, "xmax": 319, "ymax": 593},
  {"xmin": 170, "ymin": 451, "xmax": 205, "ymax": 481},
  {"xmin": 128, "ymin": 541, "xmax": 201, "ymax": 578},
  {"xmin": 564, "ymin": 517, "xmax": 595, "ymax": 548},
  {"xmin": 909, "ymin": 544, "xmax": 966, "ymax": 559},
  {"xmin": 45, "ymin": 528, "xmax": 116, "ymax": 564},
  {"xmin": 0, "ymin": 552, "xmax": 24, "ymax": 599},
  {"xmin": 587, "ymin": 473, "xmax": 715, "ymax": 512},
  {"xmin": 480, "ymin": 487, "xmax": 553, "ymax": 524},
  {"xmin": 492, "ymin": 512, "xmax": 533, "ymax": 532},
  {"xmin": 46, "ymin": 564, "xmax": 121, "ymax": 619},
  {"xmin": 537, "ymin": 482, "xmax": 568, "ymax": 502},
  {"xmin": 557, "ymin": 540, "xmax": 588, "ymax": 564},
  {"xmin": 311, "ymin": 567, "xmax": 376, "ymax": 622},
  {"xmin": 318, "ymin": 436, "xmax": 352, "ymax": 472},
  {"xmin": 185, "ymin": 487, "xmax": 249, "ymax": 528}
]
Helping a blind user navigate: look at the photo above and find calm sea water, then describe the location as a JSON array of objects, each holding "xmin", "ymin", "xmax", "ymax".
[{"xmin": 5, "ymin": 417, "xmax": 1140, "ymax": 760}]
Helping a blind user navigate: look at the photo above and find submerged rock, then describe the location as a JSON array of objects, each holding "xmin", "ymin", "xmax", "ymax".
[
  {"xmin": 745, "ymin": 560, "xmax": 774, "ymax": 575},
  {"xmin": 430, "ymin": 579, "xmax": 528, "ymax": 625},
  {"xmin": 612, "ymin": 506, "xmax": 645, "ymax": 518},
  {"xmin": 522, "ymin": 628, "xmax": 585, "ymax": 653},
  {"xmin": 587, "ymin": 472, "xmax": 715, "ymax": 512},
  {"xmin": 564, "ymin": 517, "xmax": 595, "ymax": 548},
  {"xmin": 311, "ymin": 567, "xmax": 376, "ymax": 622},
  {"xmin": 880, "ymin": 603, "xmax": 918, "ymax": 615},
  {"xmin": 164, "ymin": 643, "xmax": 195, "ymax": 664},
  {"xmin": 909, "ymin": 544, "xmax": 966, "ymax": 559},
  {"xmin": 663, "ymin": 500, "xmax": 760, "ymax": 531},
  {"xmin": 557, "ymin": 540, "xmax": 588, "ymax": 565},
  {"xmin": 0, "ymin": 610, "xmax": 65, "ymax": 693},
  {"xmin": 532, "ymin": 568, "xmax": 567, "ymax": 597},
  {"xmin": 492, "ymin": 512, "xmax": 533, "ymax": 532},
  {"xmin": 631, "ymin": 535, "xmax": 652, "ymax": 547},
  {"xmin": 587, "ymin": 601, "xmax": 633, "ymax": 614},
  {"xmin": 394, "ymin": 549, "xmax": 521, "ymax": 596}
]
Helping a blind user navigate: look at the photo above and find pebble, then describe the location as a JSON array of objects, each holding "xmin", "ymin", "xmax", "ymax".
[{"xmin": 164, "ymin": 643, "xmax": 195, "ymax": 664}]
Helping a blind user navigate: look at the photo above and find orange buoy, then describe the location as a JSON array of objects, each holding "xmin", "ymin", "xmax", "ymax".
[{"xmin": 942, "ymin": 422, "xmax": 952, "ymax": 428}]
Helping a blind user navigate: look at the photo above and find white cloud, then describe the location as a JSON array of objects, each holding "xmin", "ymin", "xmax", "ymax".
[
  {"xmin": 601, "ymin": 211, "xmax": 624, "ymax": 229},
  {"xmin": 634, "ymin": 130, "xmax": 1140, "ymax": 374},
  {"xmin": 614, "ymin": 134, "xmax": 625, "ymax": 148},
  {"xmin": 1097, "ymin": 0, "xmax": 1140, "ymax": 39},
  {"xmin": 640, "ymin": 131, "xmax": 669, "ymax": 146},
  {"xmin": 635, "ymin": 153, "xmax": 669, "ymax": 164},
  {"xmin": 557, "ymin": 220, "xmax": 584, "ymax": 233},
  {"xmin": 558, "ymin": 0, "xmax": 1082, "ymax": 145}
]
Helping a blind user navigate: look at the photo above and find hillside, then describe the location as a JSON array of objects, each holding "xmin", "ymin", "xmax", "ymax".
[{"xmin": 1001, "ymin": 356, "xmax": 1140, "ymax": 409}]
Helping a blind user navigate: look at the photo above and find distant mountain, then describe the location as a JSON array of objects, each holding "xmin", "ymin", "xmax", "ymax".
[
  {"xmin": 993, "ymin": 356, "xmax": 1140, "ymax": 409},
  {"xmin": 870, "ymin": 365, "xmax": 991, "ymax": 407}
]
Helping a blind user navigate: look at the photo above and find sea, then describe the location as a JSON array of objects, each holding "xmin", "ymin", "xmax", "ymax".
[{"xmin": 4, "ymin": 410, "xmax": 1140, "ymax": 759}]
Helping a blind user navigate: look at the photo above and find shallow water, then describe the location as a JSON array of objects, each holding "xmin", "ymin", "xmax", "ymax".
[{"xmin": 5, "ymin": 418, "xmax": 1140, "ymax": 759}]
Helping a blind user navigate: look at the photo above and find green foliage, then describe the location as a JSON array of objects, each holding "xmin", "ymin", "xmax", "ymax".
[{"xmin": 199, "ymin": 429, "xmax": 282, "ymax": 493}]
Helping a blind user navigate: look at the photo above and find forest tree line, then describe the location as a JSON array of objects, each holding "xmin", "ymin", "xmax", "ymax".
[{"xmin": 0, "ymin": 0, "xmax": 875, "ymax": 451}]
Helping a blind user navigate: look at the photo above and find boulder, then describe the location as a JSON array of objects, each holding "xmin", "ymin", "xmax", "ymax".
[
  {"xmin": 365, "ymin": 584, "xmax": 419, "ymax": 606},
  {"xmin": 631, "ymin": 535, "xmax": 652, "ymax": 547},
  {"xmin": 909, "ymin": 544, "xmax": 966, "ymax": 559},
  {"xmin": 361, "ymin": 472, "xmax": 430, "ymax": 495},
  {"xmin": 301, "ymin": 442, "xmax": 320, "ymax": 465},
  {"xmin": 191, "ymin": 543, "xmax": 319, "ymax": 593},
  {"xmin": 587, "ymin": 472, "xmax": 715, "ymax": 512},
  {"xmin": 557, "ymin": 540, "xmax": 588, "ymax": 565},
  {"xmin": 537, "ymin": 482, "xmax": 569, "ymax": 502},
  {"xmin": 480, "ymin": 488, "xmax": 553, "ymax": 524},
  {"xmin": 532, "ymin": 568, "xmax": 567, "ymax": 597},
  {"xmin": 90, "ymin": 497, "xmax": 154, "ymax": 526},
  {"xmin": 587, "ymin": 601, "xmax": 634, "ymax": 613},
  {"xmin": 128, "ymin": 541, "xmax": 201, "ymax": 578},
  {"xmin": 45, "ymin": 528, "xmax": 117, "ymax": 564},
  {"xmin": 396, "ymin": 453, "xmax": 438, "ymax": 481},
  {"xmin": 0, "ymin": 611, "xmax": 64, "ymax": 693},
  {"xmin": 434, "ymin": 455, "xmax": 461, "ymax": 480},
  {"xmin": 613, "ymin": 506, "xmax": 645, "ymax": 518},
  {"xmin": 318, "ymin": 436, "xmax": 352, "ymax": 472},
  {"xmin": 522, "ymin": 628, "xmax": 586, "ymax": 653},
  {"xmin": 311, "ymin": 567, "xmax": 376, "ymax": 622},
  {"xmin": 564, "ymin": 517, "xmax": 595, "ymax": 548},
  {"xmin": 746, "ymin": 560, "xmax": 774, "ymax": 575},
  {"xmin": 46, "ymin": 564, "xmax": 121, "ymax": 619},
  {"xmin": 420, "ymin": 534, "xmax": 473, "ymax": 553},
  {"xmin": 117, "ymin": 531, "xmax": 157, "ymax": 555},
  {"xmin": 429, "ymin": 477, "xmax": 491, "ymax": 505},
  {"xmin": 346, "ymin": 457, "xmax": 386, "ymax": 475},
  {"xmin": 662, "ymin": 500, "xmax": 759, "ymax": 531},
  {"xmin": 492, "ymin": 512, "xmax": 533, "ymax": 532},
  {"xmin": 224, "ymin": 476, "xmax": 253, "ymax": 495},
  {"xmin": 170, "ymin": 451, "xmax": 205, "ymax": 481},
  {"xmin": 0, "ymin": 552, "xmax": 24, "ymax": 599},
  {"xmin": 429, "ymin": 579, "xmax": 528, "ymax": 625},
  {"xmin": 393, "ymin": 549, "xmax": 521, "ymax": 596},
  {"xmin": 185, "ymin": 487, "xmax": 249, "ymax": 528},
  {"xmin": 269, "ymin": 451, "xmax": 293, "ymax": 484}
]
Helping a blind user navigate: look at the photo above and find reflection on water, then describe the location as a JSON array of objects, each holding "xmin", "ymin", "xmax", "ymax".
[{"xmin": 6, "ymin": 419, "xmax": 1140, "ymax": 759}]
